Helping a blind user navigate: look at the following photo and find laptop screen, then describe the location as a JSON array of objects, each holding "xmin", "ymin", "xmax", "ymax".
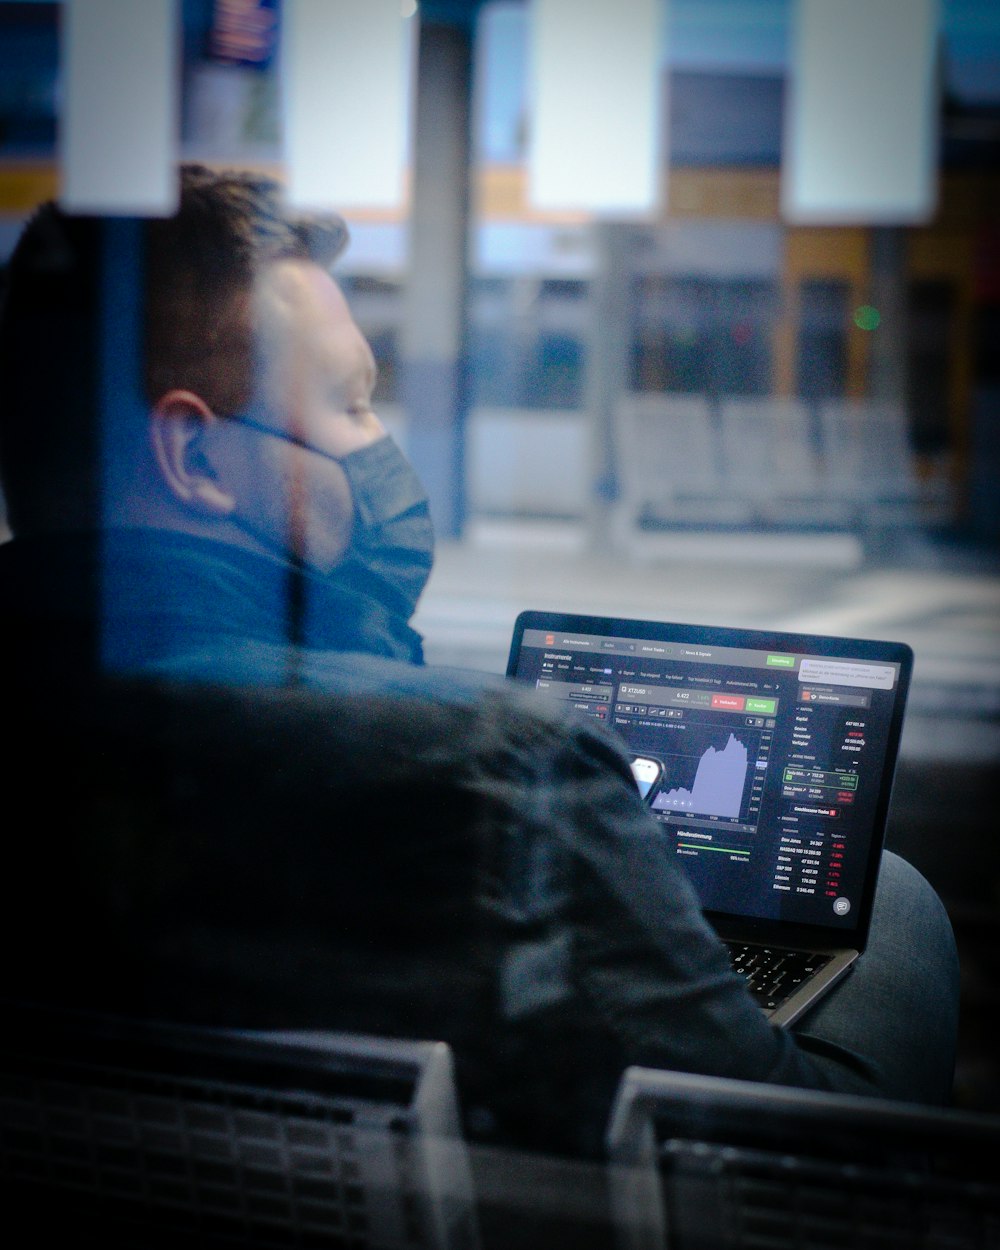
[{"xmin": 507, "ymin": 611, "xmax": 912, "ymax": 946}]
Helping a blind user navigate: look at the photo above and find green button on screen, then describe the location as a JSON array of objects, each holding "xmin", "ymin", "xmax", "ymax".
[
  {"xmin": 746, "ymin": 697, "xmax": 777, "ymax": 714},
  {"xmin": 766, "ymin": 655, "xmax": 795, "ymax": 668}
]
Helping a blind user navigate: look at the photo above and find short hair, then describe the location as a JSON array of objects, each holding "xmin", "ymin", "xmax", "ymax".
[
  {"xmin": 143, "ymin": 164, "xmax": 348, "ymax": 415},
  {"xmin": 0, "ymin": 164, "xmax": 348, "ymax": 533}
]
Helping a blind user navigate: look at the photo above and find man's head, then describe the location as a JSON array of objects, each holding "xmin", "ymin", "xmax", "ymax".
[{"xmin": 0, "ymin": 164, "xmax": 414, "ymax": 581}]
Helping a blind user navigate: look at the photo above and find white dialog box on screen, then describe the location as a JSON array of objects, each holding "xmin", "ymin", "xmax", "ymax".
[{"xmin": 799, "ymin": 659, "xmax": 897, "ymax": 690}]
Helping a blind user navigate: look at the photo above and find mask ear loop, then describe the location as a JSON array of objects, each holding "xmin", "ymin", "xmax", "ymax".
[{"xmin": 226, "ymin": 412, "xmax": 348, "ymax": 464}]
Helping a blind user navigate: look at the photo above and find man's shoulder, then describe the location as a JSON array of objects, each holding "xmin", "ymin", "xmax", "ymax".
[
  {"xmin": 141, "ymin": 637, "xmax": 499, "ymax": 701},
  {"xmin": 149, "ymin": 640, "xmax": 609, "ymax": 738},
  {"xmin": 13, "ymin": 658, "xmax": 638, "ymax": 839},
  {"xmin": 126, "ymin": 645, "xmax": 636, "ymax": 786},
  {"xmin": 1, "ymin": 527, "xmax": 635, "ymax": 789}
]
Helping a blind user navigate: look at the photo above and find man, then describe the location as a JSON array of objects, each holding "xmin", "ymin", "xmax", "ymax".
[
  {"xmin": 0, "ymin": 165, "xmax": 960, "ymax": 1158},
  {"xmin": 0, "ymin": 165, "xmax": 430, "ymax": 676}
]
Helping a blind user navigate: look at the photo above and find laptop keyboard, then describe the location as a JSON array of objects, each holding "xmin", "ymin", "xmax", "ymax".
[{"xmin": 727, "ymin": 944, "xmax": 833, "ymax": 1013}]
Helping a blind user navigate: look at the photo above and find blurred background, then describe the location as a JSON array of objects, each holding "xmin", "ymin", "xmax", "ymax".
[{"xmin": 0, "ymin": 0, "xmax": 997, "ymax": 1109}]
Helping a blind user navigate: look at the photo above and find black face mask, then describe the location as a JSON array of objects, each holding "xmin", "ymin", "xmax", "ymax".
[
  {"xmin": 228, "ymin": 415, "xmax": 435, "ymax": 624},
  {"xmin": 334, "ymin": 433, "xmax": 435, "ymax": 620}
]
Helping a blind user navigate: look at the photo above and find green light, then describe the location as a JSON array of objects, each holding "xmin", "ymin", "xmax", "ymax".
[{"xmin": 854, "ymin": 305, "xmax": 881, "ymax": 331}]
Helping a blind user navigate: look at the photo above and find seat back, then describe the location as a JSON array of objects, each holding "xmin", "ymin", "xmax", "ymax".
[
  {"xmin": 613, "ymin": 394, "xmax": 753, "ymax": 532},
  {"xmin": 617, "ymin": 393, "xmax": 723, "ymax": 497},
  {"xmin": 717, "ymin": 396, "xmax": 847, "ymax": 528},
  {"xmin": 607, "ymin": 1066, "xmax": 1000, "ymax": 1250},
  {"xmin": 818, "ymin": 397, "xmax": 922, "ymax": 523},
  {"xmin": 0, "ymin": 1001, "xmax": 480, "ymax": 1249}
]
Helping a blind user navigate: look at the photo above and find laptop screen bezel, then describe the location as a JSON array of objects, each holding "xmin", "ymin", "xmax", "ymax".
[{"xmin": 506, "ymin": 609, "xmax": 914, "ymax": 953}]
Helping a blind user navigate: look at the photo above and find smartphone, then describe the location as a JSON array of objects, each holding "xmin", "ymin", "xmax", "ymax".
[{"xmin": 630, "ymin": 756, "xmax": 663, "ymax": 804}]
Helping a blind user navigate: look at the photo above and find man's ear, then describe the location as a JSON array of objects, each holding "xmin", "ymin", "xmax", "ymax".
[{"xmin": 149, "ymin": 390, "xmax": 236, "ymax": 516}]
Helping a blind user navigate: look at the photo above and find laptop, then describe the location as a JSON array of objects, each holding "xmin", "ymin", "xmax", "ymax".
[{"xmin": 506, "ymin": 610, "xmax": 913, "ymax": 1026}]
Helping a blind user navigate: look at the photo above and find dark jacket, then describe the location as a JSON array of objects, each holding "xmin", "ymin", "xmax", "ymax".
[{"xmin": 0, "ymin": 530, "xmax": 828, "ymax": 1157}]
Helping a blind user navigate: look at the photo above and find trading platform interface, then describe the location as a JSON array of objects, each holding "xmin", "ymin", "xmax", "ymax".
[{"xmin": 512, "ymin": 626, "xmax": 905, "ymax": 929}]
